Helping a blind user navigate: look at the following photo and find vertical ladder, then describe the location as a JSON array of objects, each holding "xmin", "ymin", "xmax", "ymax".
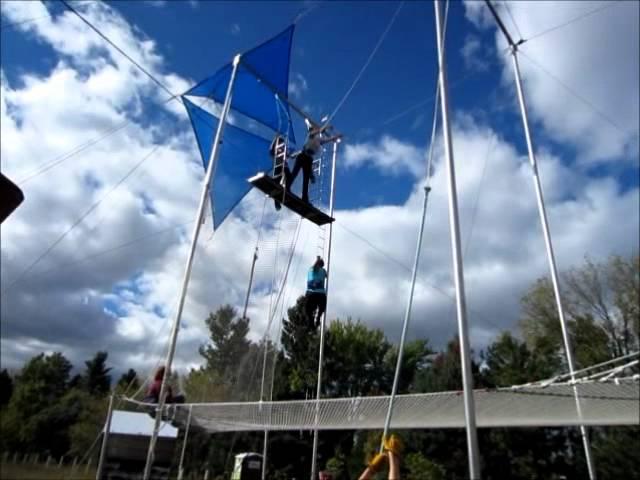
[
  {"xmin": 272, "ymin": 136, "xmax": 288, "ymax": 188},
  {"xmin": 313, "ymin": 147, "xmax": 327, "ymax": 257}
]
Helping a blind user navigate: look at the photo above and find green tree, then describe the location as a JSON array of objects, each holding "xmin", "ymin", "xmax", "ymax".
[
  {"xmin": 482, "ymin": 332, "xmax": 555, "ymax": 386},
  {"xmin": 280, "ymin": 296, "xmax": 320, "ymax": 397},
  {"xmin": 1, "ymin": 353, "xmax": 74, "ymax": 455},
  {"xmin": 324, "ymin": 450, "xmax": 347, "ymax": 479},
  {"xmin": 384, "ymin": 339, "xmax": 433, "ymax": 394},
  {"xmin": 116, "ymin": 368, "xmax": 139, "ymax": 392},
  {"xmin": 83, "ymin": 351, "xmax": 112, "ymax": 396},
  {"xmin": 324, "ymin": 318, "xmax": 392, "ymax": 397},
  {"xmin": 199, "ymin": 305, "xmax": 251, "ymax": 388},
  {"xmin": 405, "ymin": 452, "xmax": 445, "ymax": 480},
  {"xmin": 520, "ymin": 253, "xmax": 639, "ymax": 367},
  {"xmin": 68, "ymin": 392, "xmax": 109, "ymax": 459}
]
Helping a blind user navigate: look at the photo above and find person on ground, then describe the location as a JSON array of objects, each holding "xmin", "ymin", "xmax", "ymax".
[
  {"xmin": 358, "ymin": 434, "xmax": 403, "ymax": 480},
  {"xmin": 288, "ymin": 119, "xmax": 341, "ymax": 205},
  {"xmin": 305, "ymin": 256, "xmax": 328, "ymax": 328}
]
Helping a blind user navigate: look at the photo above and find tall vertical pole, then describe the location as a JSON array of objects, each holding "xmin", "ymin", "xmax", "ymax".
[
  {"xmin": 177, "ymin": 406, "xmax": 193, "ymax": 480},
  {"xmin": 434, "ymin": 1, "xmax": 481, "ymax": 478},
  {"xmin": 310, "ymin": 139, "xmax": 339, "ymax": 480},
  {"xmin": 511, "ymin": 48, "xmax": 596, "ymax": 480},
  {"xmin": 142, "ymin": 54, "xmax": 242, "ymax": 480},
  {"xmin": 95, "ymin": 394, "xmax": 114, "ymax": 480},
  {"xmin": 380, "ymin": 185, "xmax": 431, "ymax": 449},
  {"xmin": 259, "ymin": 339, "xmax": 270, "ymax": 480}
]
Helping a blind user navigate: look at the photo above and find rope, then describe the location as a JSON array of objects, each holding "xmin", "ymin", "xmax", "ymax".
[
  {"xmin": 524, "ymin": 0, "xmax": 625, "ymax": 44},
  {"xmin": 1, "ymin": 14, "xmax": 51, "ymax": 31},
  {"xmin": 292, "ymin": 0, "xmax": 323, "ymax": 25},
  {"xmin": 502, "ymin": 1, "xmax": 524, "ymax": 42},
  {"xmin": 17, "ymin": 120, "xmax": 133, "ymax": 185},
  {"xmin": 374, "ymin": 48, "xmax": 512, "ymax": 131},
  {"xmin": 518, "ymin": 50, "xmax": 631, "ymax": 135},
  {"xmin": 381, "ymin": 0, "xmax": 449, "ymax": 448},
  {"xmin": 334, "ymin": 221, "xmax": 506, "ymax": 334},
  {"xmin": 59, "ymin": 0, "xmax": 175, "ymax": 98},
  {"xmin": 7, "ymin": 221, "xmax": 192, "ymax": 283},
  {"xmin": 463, "ymin": 132, "xmax": 495, "ymax": 260},
  {"xmin": 3, "ymin": 144, "xmax": 161, "ymax": 293},
  {"xmin": 325, "ymin": 1, "xmax": 405, "ymax": 125}
]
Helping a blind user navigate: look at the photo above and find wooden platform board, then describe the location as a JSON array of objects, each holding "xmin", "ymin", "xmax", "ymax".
[{"xmin": 248, "ymin": 172, "xmax": 334, "ymax": 226}]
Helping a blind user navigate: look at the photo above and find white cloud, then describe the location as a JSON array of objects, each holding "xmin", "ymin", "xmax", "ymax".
[
  {"xmin": 461, "ymin": 35, "xmax": 490, "ymax": 72},
  {"xmin": 288, "ymin": 72, "xmax": 308, "ymax": 99},
  {"xmin": 231, "ymin": 23, "xmax": 241, "ymax": 36},
  {"xmin": 343, "ymin": 135, "xmax": 425, "ymax": 178},
  {"xmin": 464, "ymin": 0, "xmax": 640, "ymax": 164}
]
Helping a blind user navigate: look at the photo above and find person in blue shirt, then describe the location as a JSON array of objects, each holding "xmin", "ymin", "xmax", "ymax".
[{"xmin": 306, "ymin": 256, "xmax": 328, "ymax": 328}]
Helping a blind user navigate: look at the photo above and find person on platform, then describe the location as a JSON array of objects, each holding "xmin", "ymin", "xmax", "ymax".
[{"xmin": 288, "ymin": 119, "xmax": 341, "ymax": 205}]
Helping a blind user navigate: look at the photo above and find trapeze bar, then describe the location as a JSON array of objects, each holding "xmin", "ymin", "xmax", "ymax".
[{"xmin": 248, "ymin": 172, "xmax": 334, "ymax": 226}]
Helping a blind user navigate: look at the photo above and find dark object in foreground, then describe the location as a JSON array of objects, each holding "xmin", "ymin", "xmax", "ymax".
[{"xmin": 0, "ymin": 172, "xmax": 24, "ymax": 224}]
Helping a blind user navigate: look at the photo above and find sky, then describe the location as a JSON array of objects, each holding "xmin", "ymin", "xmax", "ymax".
[{"xmin": 1, "ymin": 0, "xmax": 638, "ymax": 387}]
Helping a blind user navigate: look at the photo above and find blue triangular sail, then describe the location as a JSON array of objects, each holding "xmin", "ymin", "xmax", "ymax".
[
  {"xmin": 185, "ymin": 26, "xmax": 296, "ymax": 142},
  {"xmin": 183, "ymin": 97, "xmax": 272, "ymax": 229},
  {"xmin": 242, "ymin": 25, "xmax": 294, "ymax": 99}
]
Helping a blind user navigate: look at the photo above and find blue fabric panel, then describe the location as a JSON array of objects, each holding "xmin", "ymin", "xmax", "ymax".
[
  {"xmin": 184, "ymin": 27, "xmax": 296, "ymax": 142},
  {"xmin": 183, "ymin": 97, "xmax": 273, "ymax": 229},
  {"xmin": 242, "ymin": 25, "xmax": 294, "ymax": 99}
]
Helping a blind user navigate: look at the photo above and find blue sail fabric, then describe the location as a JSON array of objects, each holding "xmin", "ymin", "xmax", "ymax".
[
  {"xmin": 183, "ymin": 97, "xmax": 272, "ymax": 229},
  {"xmin": 185, "ymin": 26, "xmax": 296, "ymax": 143}
]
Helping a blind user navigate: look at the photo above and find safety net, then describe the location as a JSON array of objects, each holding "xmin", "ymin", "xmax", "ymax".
[{"xmin": 124, "ymin": 380, "xmax": 639, "ymax": 433}]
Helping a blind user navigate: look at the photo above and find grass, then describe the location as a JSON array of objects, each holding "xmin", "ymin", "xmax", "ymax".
[{"xmin": 0, "ymin": 462, "xmax": 96, "ymax": 480}]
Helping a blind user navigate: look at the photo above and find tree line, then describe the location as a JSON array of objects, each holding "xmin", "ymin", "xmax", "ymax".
[{"xmin": 1, "ymin": 254, "xmax": 637, "ymax": 479}]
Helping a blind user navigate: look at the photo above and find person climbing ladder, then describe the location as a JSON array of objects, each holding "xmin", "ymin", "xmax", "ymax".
[
  {"xmin": 305, "ymin": 256, "xmax": 327, "ymax": 328},
  {"xmin": 288, "ymin": 119, "xmax": 341, "ymax": 205}
]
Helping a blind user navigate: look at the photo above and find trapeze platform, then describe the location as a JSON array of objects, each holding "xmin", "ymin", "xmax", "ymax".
[{"xmin": 248, "ymin": 172, "xmax": 334, "ymax": 226}]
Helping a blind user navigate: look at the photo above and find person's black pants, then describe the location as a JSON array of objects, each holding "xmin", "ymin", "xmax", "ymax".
[
  {"xmin": 305, "ymin": 291, "xmax": 327, "ymax": 328},
  {"xmin": 289, "ymin": 151, "xmax": 313, "ymax": 203}
]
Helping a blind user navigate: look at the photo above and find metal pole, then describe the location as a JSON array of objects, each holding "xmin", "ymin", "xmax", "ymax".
[
  {"xmin": 310, "ymin": 139, "xmax": 339, "ymax": 480},
  {"xmin": 259, "ymin": 339, "xmax": 270, "ymax": 480},
  {"xmin": 242, "ymin": 248, "xmax": 259, "ymax": 319},
  {"xmin": 142, "ymin": 54, "xmax": 242, "ymax": 480},
  {"xmin": 380, "ymin": 186, "xmax": 431, "ymax": 449},
  {"xmin": 177, "ymin": 406, "xmax": 193, "ymax": 480},
  {"xmin": 261, "ymin": 430, "xmax": 269, "ymax": 480},
  {"xmin": 510, "ymin": 47, "xmax": 597, "ymax": 480},
  {"xmin": 433, "ymin": 1, "xmax": 481, "ymax": 478},
  {"xmin": 95, "ymin": 394, "xmax": 114, "ymax": 480}
]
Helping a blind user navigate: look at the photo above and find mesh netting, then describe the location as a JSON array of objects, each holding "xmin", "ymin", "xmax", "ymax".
[{"xmin": 124, "ymin": 380, "xmax": 639, "ymax": 433}]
